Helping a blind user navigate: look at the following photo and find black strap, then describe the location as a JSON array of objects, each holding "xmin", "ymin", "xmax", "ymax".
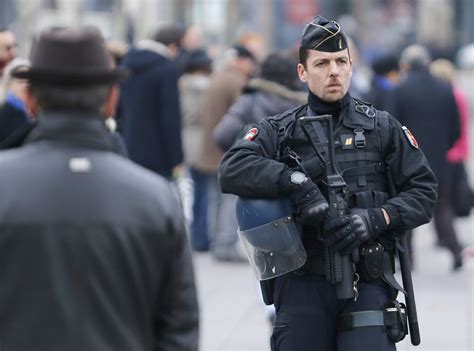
[
  {"xmin": 382, "ymin": 251, "xmax": 406, "ymax": 295},
  {"xmin": 341, "ymin": 162, "xmax": 386, "ymax": 177},
  {"xmin": 338, "ymin": 307, "xmax": 405, "ymax": 331},
  {"xmin": 335, "ymin": 151, "xmax": 383, "ymax": 163}
]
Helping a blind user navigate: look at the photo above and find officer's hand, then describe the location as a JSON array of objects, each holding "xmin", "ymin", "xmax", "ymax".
[
  {"xmin": 323, "ymin": 208, "xmax": 387, "ymax": 255},
  {"xmin": 278, "ymin": 170, "xmax": 329, "ymax": 226},
  {"xmin": 291, "ymin": 181, "xmax": 329, "ymax": 225}
]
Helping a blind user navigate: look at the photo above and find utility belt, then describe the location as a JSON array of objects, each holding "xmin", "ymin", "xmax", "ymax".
[{"xmin": 295, "ymin": 240, "xmax": 396, "ymax": 285}]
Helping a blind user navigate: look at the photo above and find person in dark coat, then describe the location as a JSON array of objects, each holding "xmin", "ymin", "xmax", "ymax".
[
  {"xmin": 364, "ymin": 53, "xmax": 400, "ymax": 113},
  {"xmin": 117, "ymin": 24, "xmax": 185, "ymax": 179},
  {"xmin": 0, "ymin": 58, "xmax": 33, "ymax": 144},
  {"xmin": 0, "ymin": 27, "xmax": 199, "ymax": 351},
  {"xmin": 213, "ymin": 52, "xmax": 306, "ymax": 152},
  {"xmin": 391, "ymin": 45, "xmax": 463, "ymax": 270},
  {"xmin": 219, "ymin": 16, "xmax": 437, "ymax": 351}
]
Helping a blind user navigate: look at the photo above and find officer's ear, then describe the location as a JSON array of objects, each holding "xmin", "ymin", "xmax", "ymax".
[{"xmin": 297, "ymin": 63, "xmax": 308, "ymax": 83}]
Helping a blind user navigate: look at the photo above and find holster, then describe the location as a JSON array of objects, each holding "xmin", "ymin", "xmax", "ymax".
[
  {"xmin": 260, "ymin": 279, "xmax": 275, "ymax": 305},
  {"xmin": 352, "ymin": 190, "xmax": 404, "ymax": 299}
]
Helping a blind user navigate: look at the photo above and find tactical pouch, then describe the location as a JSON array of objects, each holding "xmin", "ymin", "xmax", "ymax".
[
  {"xmin": 358, "ymin": 242, "xmax": 384, "ymax": 281},
  {"xmin": 383, "ymin": 300, "xmax": 408, "ymax": 342}
]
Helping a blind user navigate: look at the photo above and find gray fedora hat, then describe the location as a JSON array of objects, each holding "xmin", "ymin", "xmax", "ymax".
[{"xmin": 13, "ymin": 26, "xmax": 127, "ymax": 85}]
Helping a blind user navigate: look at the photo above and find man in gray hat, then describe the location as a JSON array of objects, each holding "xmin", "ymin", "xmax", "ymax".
[
  {"xmin": 0, "ymin": 26, "xmax": 198, "ymax": 351},
  {"xmin": 219, "ymin": 16, "xmax": 437, "ymax": 350}
]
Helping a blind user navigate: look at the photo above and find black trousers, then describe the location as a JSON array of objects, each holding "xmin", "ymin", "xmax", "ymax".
[
  {"xmin": 433, "ymin": 185, "xmax": 463, "ymax": 257},
  {"xmin": 270, "ymin": 274, "xmax": 396, "ymax": 351}
]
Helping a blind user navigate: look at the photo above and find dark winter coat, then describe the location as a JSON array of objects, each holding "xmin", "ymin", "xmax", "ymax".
[
  {"xmin": 213, "ymin": 78, "xmax": 307, "ymax": 151},
  {"xmin": 0, "ymin": 102, "xmax": 33, "ymax": 144},
  {"xmin": 118, "ymin": 40, "xmax": 183, "ymax": 178},
  {"xmin": 0, "ymin": 111, "xmax": 199, "ymax": 351},
  {"xmin": 391, "ymin": 67, "xmax": 460, "ymax": 186},
  {"xmin": 219, "ymin": 98, "xmax": 437, "ymax": 234}
]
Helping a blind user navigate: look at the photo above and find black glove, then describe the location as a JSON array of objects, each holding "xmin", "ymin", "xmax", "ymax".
[
  {"xmin": 278, "ymin": 170, "xmax": 328, "ymax": 225},
  {"xmin": 323, "ymin": 208, "xmax": 387, "ymax": 255}
]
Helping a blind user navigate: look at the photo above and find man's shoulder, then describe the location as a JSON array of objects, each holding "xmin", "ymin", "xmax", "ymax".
[
  {"xmin": 350, "ymin": 97, "xmax": 392, "ymax": 118},
  {"xmin": 107, "ymin": 155, "xmax": 174, "ymax": 191},
  {"xmin": 266, "ymin": 104, "xmax": 307, "ymax": 124}
]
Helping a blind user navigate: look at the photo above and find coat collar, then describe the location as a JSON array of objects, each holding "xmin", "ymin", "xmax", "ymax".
[
  {"xmin": 25, "ymin": 111, "xmax": 114, "ymax": 151},
  {"xmin": 136, "ymin": 39, "xmax": 173, "ymax": 59}
]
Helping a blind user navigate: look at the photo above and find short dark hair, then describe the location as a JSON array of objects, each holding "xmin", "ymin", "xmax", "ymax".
[
  {"xmin": 30, "ymin": 84, "xmax": 110, "ymax": 112},
  {"xmin": 371, "ymin": 53, "xmax": 400, "ymax": 76},
  {"xmin": 298, "ymin": 47, "xmax": 309, "ymax": 68},
  {"xmin": 152, "ymin": 24, "xmax": 186, "ymax": 47},
  {"xmin": 261, "ymin": 53, "xmax": 298, "ymax": 90}
]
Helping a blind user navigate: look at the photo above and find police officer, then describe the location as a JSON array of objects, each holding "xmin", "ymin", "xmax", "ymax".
[{"xmin": 219, "ymin": 16, "xmax": 437, "ymax": 351}]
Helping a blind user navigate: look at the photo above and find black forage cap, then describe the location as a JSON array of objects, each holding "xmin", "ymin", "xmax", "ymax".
[{"xmin": 300, "ymin": 16, "xmax": 348, "ymax": 52}]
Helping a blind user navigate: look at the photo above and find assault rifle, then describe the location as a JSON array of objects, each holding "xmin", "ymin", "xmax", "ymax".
[{"xmin": 300, "ymin": 115, "xmax": 356, "ymax": 299}]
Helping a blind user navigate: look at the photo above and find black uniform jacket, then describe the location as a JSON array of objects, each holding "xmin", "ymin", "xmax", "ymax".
[
  {"xmin": 0, "ymin": 111, "xmax": 198, "ymax": 351},
  {"xmin": 219, "ymin": 99, "xmax": 438, "ymax": 233}
]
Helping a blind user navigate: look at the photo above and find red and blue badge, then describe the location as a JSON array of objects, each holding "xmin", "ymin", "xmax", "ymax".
[
  {"xmin": 244, "ymin": 127, "xmax": 258, "ymax": 141},
  {"xmin": 402, "ymin": 126, "xmax": 419, "ymax": 149}
]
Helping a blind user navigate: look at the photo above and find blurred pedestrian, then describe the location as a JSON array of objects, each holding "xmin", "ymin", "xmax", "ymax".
[
  {"xmin": 430, "ymin": 58, "xmax": 474, "ymax": 219},
  {"xmin": 179, "ymin": 48, "xmax": 213, "ymax": 251},
  {"xmin": 364, "ymin": 53, "xmax": 400, "ymax": 113},
  {"xmin": 0, "ymin": 28, "xmax": 16, "ymax": 76},
  {"xmin": 196, "ymin": 45, "xmax": 257, "ymax": 261},
  {"xmin": 0, "ymin": 26, "xmax": 199, "ymax": 350},
  {"xmin": 219, "ymin": 15, "xmax": 437, "ymax": 350},
  {"xmin": 118, "ymin": 24, "xmax": 185, "ymax": 179},
  {"xmin": 106, "ymin": 40, "xmax": 129, "ymax": 66},
  {"xmin": 237, "ymin": 32, "xmax": 266, "ymax": 63},
  {"xmin": 213, "ymin": 52, "xmax": 306, "ymax": 152},
  {"xmin": 213, "ymin": 50, "xmax": 305, "ymax": 323},
  {"xmin": 429, "ymin": 58, "xmax": 469, "ymax": 165},
  {"xmin": 392, "ymin": 45, "xmax": 463, "ymax": 270},
  {"xmin": 0, "ymin": 58, "xmax": 33, "ymax": 144}
]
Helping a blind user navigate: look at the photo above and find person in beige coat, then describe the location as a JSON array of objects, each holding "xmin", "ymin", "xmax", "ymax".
[{"xmin": 195, "ymin": 45, "xmax": 257, "ymax": 261}]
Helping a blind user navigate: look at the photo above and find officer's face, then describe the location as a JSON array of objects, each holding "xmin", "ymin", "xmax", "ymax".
[{"xmin": 297, "ymin": 48, "xmax": 352, "ymax": 102}]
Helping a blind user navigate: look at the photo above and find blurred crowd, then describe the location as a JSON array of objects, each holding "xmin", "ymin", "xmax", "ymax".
[
  {"xmin": 0, "ymin": 16, "xmax": 473, "ymax": 351},
  {"xmin": 1, "ymin": 22, "xmax": 473, "ymax": 271},
  {"xmin": 0, "ymin": 20, "xmax": 472, "ymax": 269}
]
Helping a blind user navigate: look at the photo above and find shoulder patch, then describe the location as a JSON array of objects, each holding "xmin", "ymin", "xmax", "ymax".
[
  {"xmin": 243, "ymin": 127, "xmax": 258, "ymax": 141},
  {"xmin": 401, "ymin": 126, "xmax": 419, "ymax": 149}
]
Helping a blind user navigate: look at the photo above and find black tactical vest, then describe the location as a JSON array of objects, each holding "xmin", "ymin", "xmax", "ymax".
[{"xmin": 271, "ymin": 99, "xmax": 392, "ymax": 209}]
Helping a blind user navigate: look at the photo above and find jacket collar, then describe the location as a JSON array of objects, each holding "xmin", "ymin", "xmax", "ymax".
[
  {"xmin": 244, "ymin": 78, "xmax": 307, "ymax": 104},
  {"xmin": 25, "ymin": 110, "xmax": 114, "ymax": 151},
  {"xmin": 136, "ymin": 39, "xmax": 173, "ymax": 59}
]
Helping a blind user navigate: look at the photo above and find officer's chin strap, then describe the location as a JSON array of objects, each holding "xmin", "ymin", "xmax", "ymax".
[{"xmin": 338, "ymin": 300, "xmax": 408, "ymax": 342}]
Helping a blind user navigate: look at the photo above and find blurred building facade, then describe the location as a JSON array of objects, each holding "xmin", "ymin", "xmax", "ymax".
[{"xmin": 0, "ymin": 0, "xmax": 472, "ymax": 64}]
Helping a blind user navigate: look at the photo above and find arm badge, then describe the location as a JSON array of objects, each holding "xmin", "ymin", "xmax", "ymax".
[
  {"xmin": 402, "ymin": 126, "xmax": 419, "ymax": 149},
  {"xmin": 243, "ymin": 127, "xmax": 258, "ymax": 141}
]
